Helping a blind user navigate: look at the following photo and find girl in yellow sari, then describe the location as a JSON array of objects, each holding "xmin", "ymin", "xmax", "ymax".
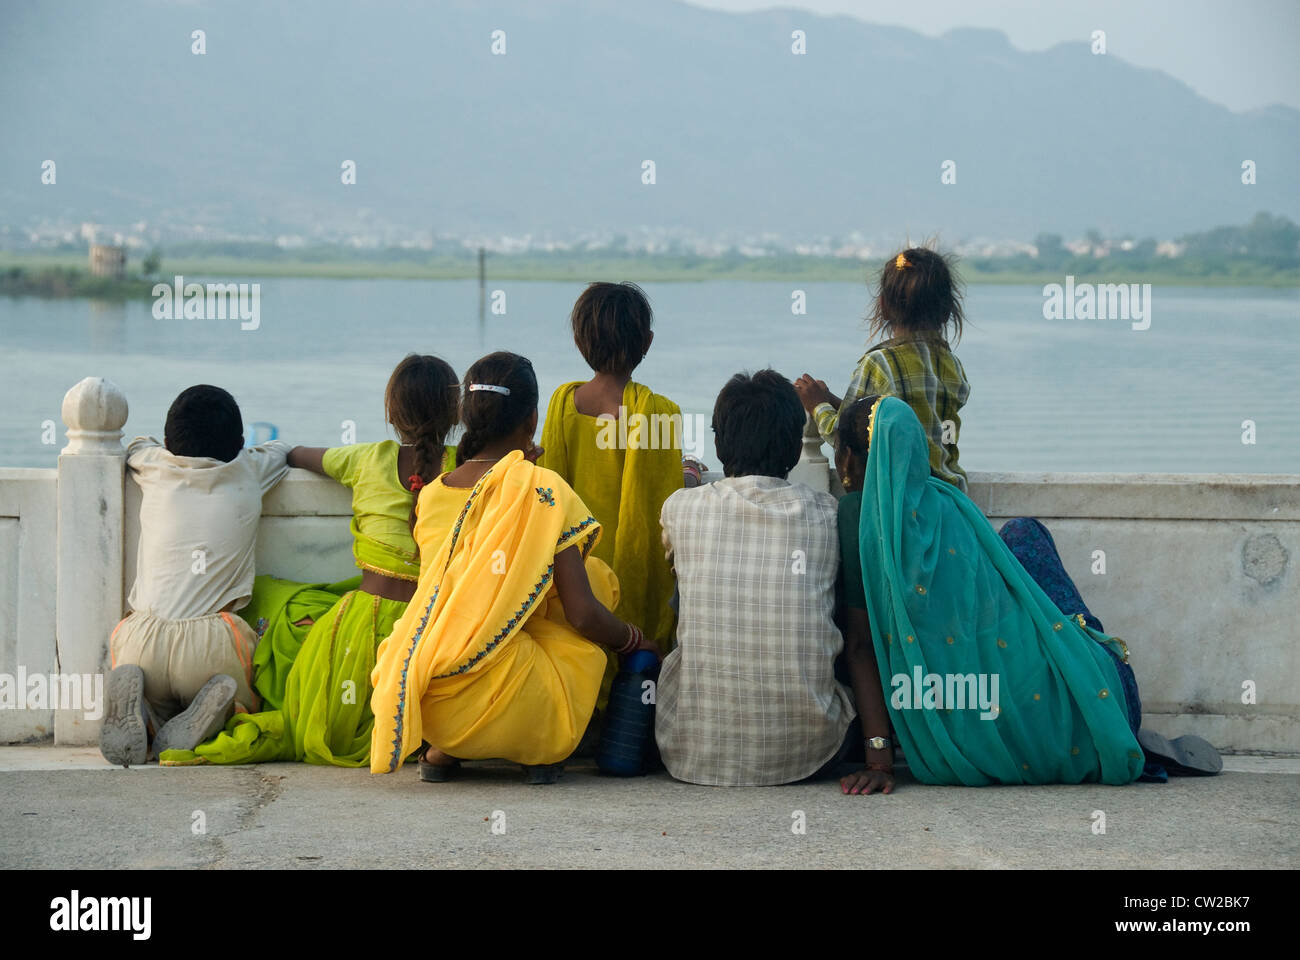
[
  {"xmin": 370, "ymin": 352, "xmax": 657, "ymax": 783},
  {"xmin": 540, "ymin": 282, "xmax": 685, "ymax": 705}
]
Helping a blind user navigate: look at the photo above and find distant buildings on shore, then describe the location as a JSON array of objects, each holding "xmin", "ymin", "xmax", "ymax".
[
  {"xmin": 88, "ymin": 244, "xmax": 125, "ymax": 279},
  {"xmin": 2, "ymin": 215, "xmax": 1287, "ymax": 264}
]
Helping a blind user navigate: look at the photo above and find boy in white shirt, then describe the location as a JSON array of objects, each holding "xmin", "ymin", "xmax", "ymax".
[{"xmin": 99, "ymin": 385, "xmax": 291, "ymax": 767}]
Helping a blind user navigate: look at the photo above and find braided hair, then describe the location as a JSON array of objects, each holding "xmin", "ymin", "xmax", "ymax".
[
  {"xmin": 384, "ymin": 354, "xmax": 460, "ymax": 485},
  {"xmin": 456, "ymin": 352, "xmax": 540, "ymax": 465}
]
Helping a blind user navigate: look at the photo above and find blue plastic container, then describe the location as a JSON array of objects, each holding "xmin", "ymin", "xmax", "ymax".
[{"xmin": 596, "ymin": 650, "xmax": 661, "ymax": 776}]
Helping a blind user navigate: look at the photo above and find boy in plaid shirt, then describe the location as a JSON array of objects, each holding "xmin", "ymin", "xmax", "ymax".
[
  {"xmin": 795, "ymin": 247, "xmax": 971, "ymax": 491},
  {"xmin": 655, "ymin": 371, "xmax": 855, "ymax": 786}
]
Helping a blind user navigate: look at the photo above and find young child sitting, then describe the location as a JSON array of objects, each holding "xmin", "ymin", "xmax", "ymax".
[
  {"xmin": 795, "ymin": 246, "xmax": 972, "ymax": 490},
  {"xmin": 99, "ymin": 385, "xmax": 291, "ymax": 767},
  {"xmin": 539, "ymin": 282, "xmax": 685, "ymax": 699}
]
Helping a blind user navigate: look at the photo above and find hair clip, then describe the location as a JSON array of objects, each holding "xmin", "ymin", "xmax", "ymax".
[
  {"xmin": 895, "ymin": 253, "xmax": 910, "ymax": 270},
  {"xmin": 468, "ymin": 383, "xmax": 511, "ymax": 396},
  {"xmin": 866, "ymin": 396, "xmax": 883, "ymax": 448}
]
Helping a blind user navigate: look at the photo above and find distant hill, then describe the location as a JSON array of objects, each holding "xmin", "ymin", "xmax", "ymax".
[{"xmin": 1, "ymin": 0, "xmax": 1296, "ymax": 242}]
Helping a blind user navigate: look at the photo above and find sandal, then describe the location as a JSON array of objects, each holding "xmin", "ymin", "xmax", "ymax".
[
  {"xmin": 417, "ymin": 744, "xmax": 461, "ymax": 782},
  {"xmin": 1137, "ymin": 729, "xmax": 1222, "ymax": 776},
  {"xmin": 522, "ymin": 763, "xmax": 563, "ymax": 784}
]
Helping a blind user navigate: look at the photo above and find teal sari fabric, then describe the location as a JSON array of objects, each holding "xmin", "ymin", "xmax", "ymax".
[{"xmin": 857, "ymin": 397, "xmax": 1143, "ymax": 786}]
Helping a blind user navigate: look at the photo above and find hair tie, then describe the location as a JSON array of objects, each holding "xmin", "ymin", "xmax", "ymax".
[
  {"xmin": 895, "ymin": 253, "xmax": 910, "ymax": 270},
  {"xmin": 469, "ymin": 383, "xmax": 510, "ymax": 396},
  {"xmin": 407, "ymin": 474, "xmax": 425, "ymax": 492}
]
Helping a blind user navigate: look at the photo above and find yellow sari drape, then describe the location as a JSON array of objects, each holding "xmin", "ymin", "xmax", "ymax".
[
  {"xmin": 540, "ymin": 381, "xmax": 682, "ymax": 659},
  {"xmin": 369, "ymin": 451, "xmax": 615, "ymax": 772}
]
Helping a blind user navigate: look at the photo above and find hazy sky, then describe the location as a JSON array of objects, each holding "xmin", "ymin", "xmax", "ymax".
[{"xmin": 689, "ymin": 0, "xmax": 1300, "ymax": 112}]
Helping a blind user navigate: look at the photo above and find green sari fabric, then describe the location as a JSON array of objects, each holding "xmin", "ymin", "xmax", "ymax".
[
  {"xmin": 241, "ymin": 574, "xmax": 360, "ymax": 711},
  {"xmin": 856, "ymin": 397, "xmax": 1143, "ymax": 786},
  {"xmin": 160, "ymin": 584, "xmax": 406, "ymax": 767}
]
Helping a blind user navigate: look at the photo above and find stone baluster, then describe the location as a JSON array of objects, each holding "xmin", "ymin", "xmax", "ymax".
[
  {"xmin": 789, "ymin": 413, "xmax": 832, "ymax": 493},
  {"xmin": 56, "ymin": 377, "xmax": 127, "ymax": 744}
]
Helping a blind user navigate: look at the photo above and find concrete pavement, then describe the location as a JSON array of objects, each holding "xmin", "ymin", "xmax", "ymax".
[{"xmin": 1, "ymin": 747, "xmax": 1297, "ymax": 869}]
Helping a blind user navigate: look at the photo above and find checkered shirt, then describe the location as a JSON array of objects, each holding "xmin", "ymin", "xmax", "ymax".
[{"xmin": 654, "ymin": 475, "xmax": 855, "ymax": 786}]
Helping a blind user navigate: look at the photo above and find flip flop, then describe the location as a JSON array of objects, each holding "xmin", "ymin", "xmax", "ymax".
[
  {"xmin": 1137, "ymin": 729, "xmax": 1223, "ymax": 776},
  {"xmin": 152, "ymin": 674, "xmax": 237, "ymax": 755},
  {"xmin": 99, "ymin": 665, "xmax": 152, "ymax": 768},
  {"xmin": 416, "ymin": 742, "xmax": 461, "ymax": 782}
]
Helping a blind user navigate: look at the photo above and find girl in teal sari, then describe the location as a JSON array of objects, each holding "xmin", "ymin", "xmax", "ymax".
[{"xmin": 836, "ymin": 396, "xmax": 1144, "ymax": 792}]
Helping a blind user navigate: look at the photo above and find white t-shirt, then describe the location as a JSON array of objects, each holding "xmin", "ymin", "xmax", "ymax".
[{"xmin": 126, "ymin": 437, "xmax": 292, "ymax": 620}]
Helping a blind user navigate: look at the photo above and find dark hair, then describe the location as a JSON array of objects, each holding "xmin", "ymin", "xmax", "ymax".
[
  {"xmin": 868, "ymin": 246, "xmax": 965, "ymax": 343},
  {"xmin": 164, "ymin": 385, "xmax": 244, "ymax": 462},
  {"xmin": 456, "ymin": 351, "xmax": 540, "ymax": 465},
  {"xmin": 385, "ymin": 354, "xmax": 460, "ymax": 484},
  {"xmin": 712, "ymin": 369, "xmax": 805, "ymax": 478},
  {"xmin": 570, "ymin": 281, "xmax": 653, "ymax": 375},
  {"xmin": 836, "ymin": 395, "xmax": 883, "ymax": 461}
]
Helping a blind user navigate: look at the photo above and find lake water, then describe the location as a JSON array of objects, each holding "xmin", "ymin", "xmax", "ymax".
[{"xmin": 1, "ymin": 279, "xmax": 1297, "ymax": 474}]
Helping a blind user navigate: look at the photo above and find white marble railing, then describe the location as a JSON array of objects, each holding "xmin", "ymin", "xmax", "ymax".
[{"xmin": 2, "ymin": 380, "xmax": 1297, "ymax": 754}]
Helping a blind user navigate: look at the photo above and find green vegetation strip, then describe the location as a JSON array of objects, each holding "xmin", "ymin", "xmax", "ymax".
[{"xmin": 2, "ymin": 253, "xmax": 1297, "ymax": 294}]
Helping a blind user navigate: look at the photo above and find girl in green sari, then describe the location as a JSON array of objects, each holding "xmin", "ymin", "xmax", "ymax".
[
  {"xmin": 160, "ymin": 355, "xmax": 460, "ymax": 767},
  {"xmin": 835, "ymin": 395, "xmax": 1144, "ymax": 792}
]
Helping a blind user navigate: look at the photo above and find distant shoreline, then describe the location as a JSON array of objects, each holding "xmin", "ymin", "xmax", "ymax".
[{"xmin": 2, "ymin": 252, "xmax": 1298, "ymax": 291}]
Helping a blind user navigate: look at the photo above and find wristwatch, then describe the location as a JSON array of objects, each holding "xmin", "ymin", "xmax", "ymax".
[{"xmin": 866, "ymin": 736, "xmax": 891, "ymax": 751}]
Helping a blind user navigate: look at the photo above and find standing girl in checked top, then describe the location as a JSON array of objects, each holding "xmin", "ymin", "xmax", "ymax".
[{"xmin": 795, "ymin": 246, "xmax": 972, "ymax": 491}]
